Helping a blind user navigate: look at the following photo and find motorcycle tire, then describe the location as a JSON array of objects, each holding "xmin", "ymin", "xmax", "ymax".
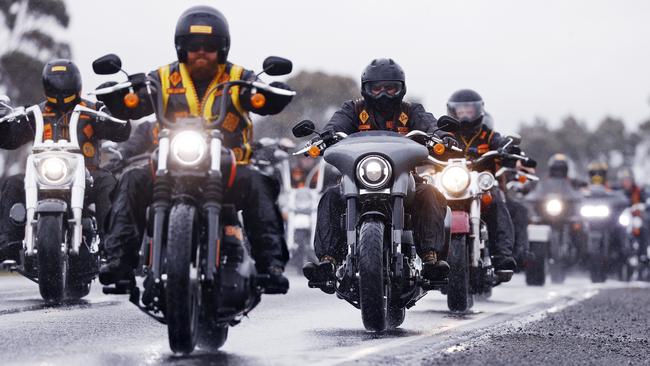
[
  {"xmin": 548, "ymin": 229, "xmax": 566, "ymax": 284},
  {"xmin": 197, "ymin": 321, "xmax": 229, "ymax": 352},
  {"xmin": 358, "ymin": 219, "xmax": 388, "ymax": 332},
  {"xmin": 447, "ymin": 234, "xmax": 472, "ymax": 312},
  {"xmin": 525, "ymin": 241, "xmax": 546, "ymax": 286},
  {"xmin": 36, "ymin": 214, "xmax": 66, "ymax": 302},
  {"xmin": 165, "ymin": 203, "xmax": 200, "ymax": 354},
  {"xmin": 589, "ymin": 233, "xmax": 608, "ymax": 283}
]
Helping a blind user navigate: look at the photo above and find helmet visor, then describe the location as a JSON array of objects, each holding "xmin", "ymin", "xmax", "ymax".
[
  {"xmin": 447, "ymin": 101, "xmax": 484, "ymax": 122},
  {"xmin": 179, "ymin": 35, "xmax": 221, "ymax": 53},
  {"xmin": 363, "ymin": 81, "xmax": 403, "ymax": 98}
]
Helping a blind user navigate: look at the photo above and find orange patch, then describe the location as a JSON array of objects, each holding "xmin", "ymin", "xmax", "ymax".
[
  {"xmin": 173, "ymin": 111, "xmax": 189, "ymax": 119},
  {"xmin": 386, "ymin": 121, "xmax": 394, "ymax": 129},
  {"xmin": 397, "ymin": 127, "xmax": 409, "ymax": 135},
  {"xmin": 480, "ymin": 131, "xmax": 487, "ymax": 139},
  {"xmin": 80, "ymin": 114, "xmax": 91, "ymax": 120},
  {"xmin": 83, "ymin": 124, "xmax": 94, "ymax": 138},
  {"xmin": 43, "ymin": 124, "xmax": 53, "ymax": 140},
  {"xmin": 232, "ymin": 147, "xmax": 244, "ymax": 161},
  {"xmin": 359, "ymin": 124, "xmax": 372, "ymax": 131},
  {"xmin": 359, "ymin": 109, "xmax": 369, "ymax": 123},
  {"xmin": 477, "ymin": 144, "xmax": 490, "ymax": 155},
  {"xmin": 222, "ymin": 112, "xmax": 240, "ymax": 132},
  {"xmin": 152, "ymin": 125, "xmax": 159, "ymax": 145},
  {"xmin": 82, "ymin": 142, "xmax": 96, "ymax": 157},
  {"xmin": 169, "ymin": 71, "xmax": 182, "ymax": 87},
  {"xmin": 224, "ymin": 225, "xmax": 243, "ymax": 241},
  {"xmin": 166, "ymin": 87, "xmax": 186, "ymax": 94},
  {"xmin": 42, "ymin": 112, "xmax": 56, "ymax": 117},
  {"xmin": 399, "ymin": 112, "xmax": 409, "ymax": 125}
]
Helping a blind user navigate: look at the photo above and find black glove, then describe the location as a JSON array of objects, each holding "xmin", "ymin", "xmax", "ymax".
[
  {"xmin": 442, "ymin": 136, "xmax": 459, "ymax": 149},
  {"xmin": 522, "ymin": 158, "xmax": 537, "ymax": 168},
  {"xmin": 264, "ymin": 81, "xmax": 294, "ymax": 115}
]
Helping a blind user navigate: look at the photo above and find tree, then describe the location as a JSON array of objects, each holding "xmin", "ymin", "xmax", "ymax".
[{"xmin": 0, "ymin": 0, "xmax": 71, "ymax": 177}]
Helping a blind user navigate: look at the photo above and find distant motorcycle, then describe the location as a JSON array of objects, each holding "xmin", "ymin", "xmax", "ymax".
[
  {"xmin": 293, "ymin": 120, "xmax": 453, "ymax": 331},
  {"xmin": 0, "ymin": 98, "xmax": 125, "ymax": 301},
  {"xmin": 524, "ymin": 176, "xmax": 585, "ymax": 285},
  {"xmin": 616, "ymin": 203, "xmax": 648, "ymax": 281}
]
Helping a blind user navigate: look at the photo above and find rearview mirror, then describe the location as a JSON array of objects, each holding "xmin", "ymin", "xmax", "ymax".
[
  {"xmin": 93, "ymin": 54, "xmax": 123, "ymax": 75},
  {"xmin": 437, "ymin": 115, "xmax": 461, "ymax": 130},
  {"xmin": 263, "ymin": 56, "xmax": 293, "ymax": 76},
  {"xmin": 506, "ymin": 133, "xmax": 522, "ymax": 146},
  {"xmin": 292, "ymin": 120, "xmax": 316, "ymax": 138}
]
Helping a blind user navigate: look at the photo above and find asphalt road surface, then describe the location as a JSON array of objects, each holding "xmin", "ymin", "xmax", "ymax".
[{"xmin": 0, "ymin": 271, "xmax": 647, "ymax": 366}]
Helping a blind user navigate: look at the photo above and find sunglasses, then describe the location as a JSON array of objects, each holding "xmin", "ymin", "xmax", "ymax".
[{"xmin": 185, "ymin": 41, "xmax": 220, "ymax": 53}]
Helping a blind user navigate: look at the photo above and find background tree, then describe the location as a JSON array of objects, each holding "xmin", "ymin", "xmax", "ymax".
[{"xmin": 0, "ymin": 0, "xmax": 71, "ymax": 177}]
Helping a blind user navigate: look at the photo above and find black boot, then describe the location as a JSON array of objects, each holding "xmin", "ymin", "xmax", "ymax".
[
  {"xmin": 303, "ymin": 256, "xmax": 336, "ymax": 294},
  {"xmin": 421, "ymin": 251, "xmax": 450, "ymax": 281},
  {"xmin": 264, "ymin": 266, "xmax": 289, "ymax": 294},
  {"xmin": 99, "ymin": 257, "xmax": 135, "ymax": 286},
  {"xmin": 492, "ymin": 255, "xmax": 517, "ymax": 272}
]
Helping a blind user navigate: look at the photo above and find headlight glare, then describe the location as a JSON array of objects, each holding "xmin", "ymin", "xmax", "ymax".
[
  {"xmin": 545, "ymin": 199, "xmax": 564, "ymax": 216},
  {"xmin": 171, "ymin": 131, "xmax": 207, "ymax": 166},
  {"xmin": 581, "ymin": 204, "xmax": 611, "ymax": 218},
  {"xmin": 441, "ymin": 166, "xmax": 470, "ymax": 195}
]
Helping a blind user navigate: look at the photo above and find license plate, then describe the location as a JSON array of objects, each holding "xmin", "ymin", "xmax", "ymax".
[{"xmin": 528, "ymin": 224, "xmax": 551, "ymax": 242}]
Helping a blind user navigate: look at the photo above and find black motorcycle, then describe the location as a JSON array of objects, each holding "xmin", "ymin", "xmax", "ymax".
[
  {"xmin": 293, "ymin": 121, "xmax": 453, "ymax": 331},
  {"xmin": 93, "ymin": 53, "xmax": 295, "ymax": 353},
  {"xmin": 525, "ymin": 177, "xmax": 585, "ymax": 285}
]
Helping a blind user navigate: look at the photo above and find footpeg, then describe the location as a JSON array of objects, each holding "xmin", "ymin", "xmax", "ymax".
[
  {"xmin": 307, "ymin": 280, "xmax": 336, "ymax": 294},
  {"xmin": 496, "ymin": 270, "xmax": 514, "ymax": 283},
  {"xmin": 1, "ymin": 260, "xmax": 17, "ymax": 271},
  {"xmin": 102, "ymin": 279, "xmax": 134, "ymax": 295}
]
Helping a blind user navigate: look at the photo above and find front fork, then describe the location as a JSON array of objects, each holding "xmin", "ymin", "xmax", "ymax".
[{"xmin": 470, "ymin": 198, "xmax": 482, "ymax": 268}]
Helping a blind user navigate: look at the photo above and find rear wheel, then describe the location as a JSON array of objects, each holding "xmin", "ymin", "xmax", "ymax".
[
  {"xmin": 165, "ymin": 204, "xmax": 200, "ymax": 354},
  {"xmin": 36, "ymin": 214, "xmax": 66, "ymax": 302},
  {"xmin": 358, "ymin": 220, "xmax": 387, "ymax": 332},
  {"xmin": 447, "ymin": 234, "xmax": 472, "ymax": 312},
  {"xmin": 525, "ymin": 241, "xmax": 546, "ymax": 286}
]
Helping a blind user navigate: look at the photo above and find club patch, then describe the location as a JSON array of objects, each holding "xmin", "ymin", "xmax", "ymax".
[
  {"xmin": 83, "ymin": 124, "xmax": 94, "ymax": 138},
  {"xmin": 399, "ymin": 112, "xmax": 409, "ymax": 125},
  {"xmin": 359, "ymin": 109, "xmax": 369, "ymax": 124},
  {"xmin": 169, "ymin": 71, "xmax": 182, "ymax": 87},
  {"xmin": 222, "ymin": 112, "xmax": 240, "ymax": 132},
  {"xmin": 82, "ymin": 142, "xmax": 96, "ymax": 157}
]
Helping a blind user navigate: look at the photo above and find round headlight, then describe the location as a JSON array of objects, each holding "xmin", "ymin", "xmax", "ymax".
[
  {"xmin": 618, "ymin": 212, "xmax": 631, "ymax": 227},
  {"xmin": 477, "ymin": 172, "xmax": 495, "ymax": 191},
  {"xmin": 171, "ymin": 131, "xmax": 207, "ymax": 166},
  {"xmin": 545, "ymin": 199, "xmax": 564, "ymax": 216},
  {"xmin": 356, "ymin": 155, "xmax": 391, "ymax": 189},
  {"xmin": 40, "ymin": 157, "xmax": 68, "ymax": 184},
  {"xmin": 441, "ymin": 166, "xmax": 470, "ymax": 195}
]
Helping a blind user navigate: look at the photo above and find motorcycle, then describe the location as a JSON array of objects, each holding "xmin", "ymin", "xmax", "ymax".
[
  {"xmin": 292, "ymin": 120, "xmax": 454, "ymax": 331},
  {"xmin": 0, "ymin": 97, "xmax": 124, "ymax": 301},
  {"xmin": 616, "ymin": 203, "xmax": 648, "ymax": 281},
  {"xmin": 580, "ymin": 184, "xmax": 628, "ymax": 283},
  {"xmin": 92, "ymin": 53, "xmax": 296, "ymax": 354},
  {"xmin": 423, "ymin": 125, "xmax": 528, "ymax": 312},
  {"xmin": 524, "ymin": 175, "xmax": 585, "ymax": 285}
]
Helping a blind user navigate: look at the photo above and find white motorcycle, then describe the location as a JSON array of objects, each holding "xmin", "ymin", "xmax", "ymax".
[{"xmin": 0, "ymin": 97, "xmax": 126, "ymax": 301}]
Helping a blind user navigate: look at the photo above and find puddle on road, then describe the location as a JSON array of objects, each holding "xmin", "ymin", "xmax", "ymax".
[{"xmin": 0, "ymin": 299, "xmax": 121, "ymax": 317}]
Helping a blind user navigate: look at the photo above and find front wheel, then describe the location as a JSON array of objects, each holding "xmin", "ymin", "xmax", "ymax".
[
  {"xmin": 525, "ymin": 241, "xmax": 546, "ymax": 286},
  {"xmin": 36, "ymin": 214, "xmax": 66, "ymax": 302},
  {"xmin": 548, "ymin": 229, "xmax": 566, "ymax": 284},
  {"xmin": 447, "ymin": 234, "xmax": 472, "ymax": 312},
  {"xmin": 165, "ymin": 204, "xmax": 200, "ymax": 354},
  {"xmin": 358, "ymin": 220, "xmax": 387, "ymax": 332},
  {"xmin": 589, "ymin": 232, "xmax": 608, "ymax": 283}
]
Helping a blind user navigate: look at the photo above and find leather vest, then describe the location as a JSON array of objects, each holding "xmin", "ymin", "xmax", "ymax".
[{"xmin": 352, "ymin": 99, "xmax": 412, "ymax": 134}]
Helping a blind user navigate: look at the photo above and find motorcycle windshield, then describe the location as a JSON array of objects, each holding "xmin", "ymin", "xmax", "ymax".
[
  {"xmin": 324, "ymin": 131, "xmax": 428, "ymax": 179},
  {"xmin": 526, "ymin": 178, "xmax": 582, "ymax": 202}
]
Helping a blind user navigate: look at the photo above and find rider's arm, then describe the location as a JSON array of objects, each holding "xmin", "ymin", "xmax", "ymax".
[
  {"xmin": 238, "ymin": 70, "xmax": 294, "ymax": 116},
  {"xmin": 408, "ymin": 103, "xmax": 438, "ymax": 133},
  {"xmin": 0, "ymin": 111, "xmax": 35, "ymax": 150},
  {"xmin": 119, "ymin": 121, "xmax": 156, "ymax": 159},
  {"xmin": 91, "ymin": 101, "xmax": 132, "ymax": 143},
  {"xmin": 322, "ymin": 101, "xmax": 359, "ymax": 135},
  {"xmin": 95, "ymin": 73, "xmax": 156, "ymax": 121}
]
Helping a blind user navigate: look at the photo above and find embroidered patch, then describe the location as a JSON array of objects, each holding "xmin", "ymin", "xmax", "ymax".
[
  {"xmin": 359, "ymin": 109, "xmax": 369, "ymax": 124},
  {"xmin": 397, "ymin": 126, "xmax": 409, "ymax": 135},
  {"xmin": 152, "ymin": 125, "xmax": 159, "ymax": 145},
  {"xmin": 80, "ymin": 114, "xmax": 91, "ymax": 120},
  {"xmin": 82, "ymin": 142, "xmax": 96, "ymax": 157},
  {"xmin": 43, "ymin": 124, "xmax": 53, "ymax": 140},
  {"xmin": 222, "ymin": 112, "xmax": 240, "ymax": 132},
  {"xmin": 225, "ymin": 225, "xmax": 243, "ymax": 241},
  {"xmin": 386, "ymin": 121, "xmax": 393, "ymax": 130},
  {"xmin": 480, "ymin": 131, "xmax": 487, "ymax": 139},
  {"xmin": 359, "ymin": 124, "xmax": 372, "ymax": 131},
  {"xmin": 477, "ymin": 143, "xmax": 490, "ymax": 155},
  {"xmin": 166, "ymin": 87, "xmax": 186, "ymax": 94},
  {"xmin": 399, "ymin": 112, "xmax": 409, "ymax": 125},
  {"xmin": 169, "ymin": 71, "xmax": 182, "ymax": 87},
  {"xmin": 232, "ymin": 147, "xmax": 244, "ymax": 161},
  {"xmin": 83, "ymin": 124, "xmax": 94, "ymax": 138}
]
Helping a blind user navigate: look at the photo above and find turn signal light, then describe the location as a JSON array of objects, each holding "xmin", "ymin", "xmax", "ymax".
[
  {"xmin": 124, "ymin": 92, "xmax": 140, "ymax": 109},
  {"xmin": 308, "ymin": 145, "xmax": 321, "ymax": 158},
  {"xmin": 481, "ymin": 192, "xmax": 493, "ymax": 207},
  {"xmin": 433, "ymin": 143, "xmax": 446, "ymax": 155},
  {"xmin": 250, "ymin": 93, "xmax": 266, "ymax": 109},
  {"xmin": 518, "ymin": 174, "xmax": 528, "ymax": 183}
]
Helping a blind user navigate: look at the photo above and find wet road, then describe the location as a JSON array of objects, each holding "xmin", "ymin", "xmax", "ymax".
[{"xmin": 0, "ymin": 271, "xmax": 645, "ymax": 366}]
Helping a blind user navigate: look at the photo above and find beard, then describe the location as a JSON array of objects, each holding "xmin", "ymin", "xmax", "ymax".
[{"xmin": 188, "ymin": 57, "xmax": 219, "ymax": 81}]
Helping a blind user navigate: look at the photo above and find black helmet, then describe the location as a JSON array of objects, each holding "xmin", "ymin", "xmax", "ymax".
[
  {"xmin": 360, "ymin": 58, "xmax": 406, "ymax": 112},
  {"xmin": 175, "ymin": 6, "xmax": 230, "ymax": 64},
  {"xmin": 587, "ymin": 161, "xmax": 608, "ymax": 185},
  {"xmin": 548, "ymin": 153, "xmax": 569, "ymax": 178},
  {"xmin": 42, "ymin": 59, "xmax": 82, "ymax": 109},
  {"xmin": 482, "ymin": 111, "xmax": 494, "ymax": 130},
  {"xmin": 447, "ymin": 89, "xmax": 485, "ymax": 129}
]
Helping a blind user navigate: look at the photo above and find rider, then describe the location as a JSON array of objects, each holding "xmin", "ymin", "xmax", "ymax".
[
  {"xmin": 438, "ymin": 89, "xmax": 534, "ymax": 271},
  {"xmin": 303, "ymin": 58, "xmax": 451, "ymax": 287},
  {"xmin": 0, "ymin": 59, "xmax": 131, "ymax": 261},
  {"xmin": 616, "ymin": 167, "xmax": 644, "ymax": 204},
  {"xmin": 97, "ymin": 6, "xmax": 294, "ymax": 292}
]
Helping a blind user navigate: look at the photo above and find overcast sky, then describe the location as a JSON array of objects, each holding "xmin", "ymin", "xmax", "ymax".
[{"xmin": 66, "ymin": 0, "xmax": 650, "ymax": 134}]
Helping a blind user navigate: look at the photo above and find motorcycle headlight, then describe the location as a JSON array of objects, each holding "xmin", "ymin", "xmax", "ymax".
[
  {"xmin": 441, "ymin": 165, "xmax": 470, "ymax": 195},
  {"xmin": 581, "ymin": 204, "xmax": 611, "ymax": 218},
  {"xmin": 170, "ymin": 131, "xmax": 207, "ymax": 166},
  {"xmin": 356, "ymin": 155, "xmax": 391, "ymax": 189},
  {"xmin": 39, "ymin": 157, "xmax": 69, "ymax": 185},
  {"xmin": 545, "ymin": 199, "xmax": 564, "ymax": 217},
  {"xmin": 295, "ymin": 189, "xmax": 313, "ymax": 211},
  {"xmin": 477, "ymin": 172, "xmax": 495, "ymax": 191},
  {"xmin": 619, "ymin": 212, "xmax": 631, "ymax": 227}
]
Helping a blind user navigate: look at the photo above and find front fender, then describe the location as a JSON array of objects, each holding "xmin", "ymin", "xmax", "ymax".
[{"xmin": 36, "ymin": 199, "xmax": 67, "ymax": 214}]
